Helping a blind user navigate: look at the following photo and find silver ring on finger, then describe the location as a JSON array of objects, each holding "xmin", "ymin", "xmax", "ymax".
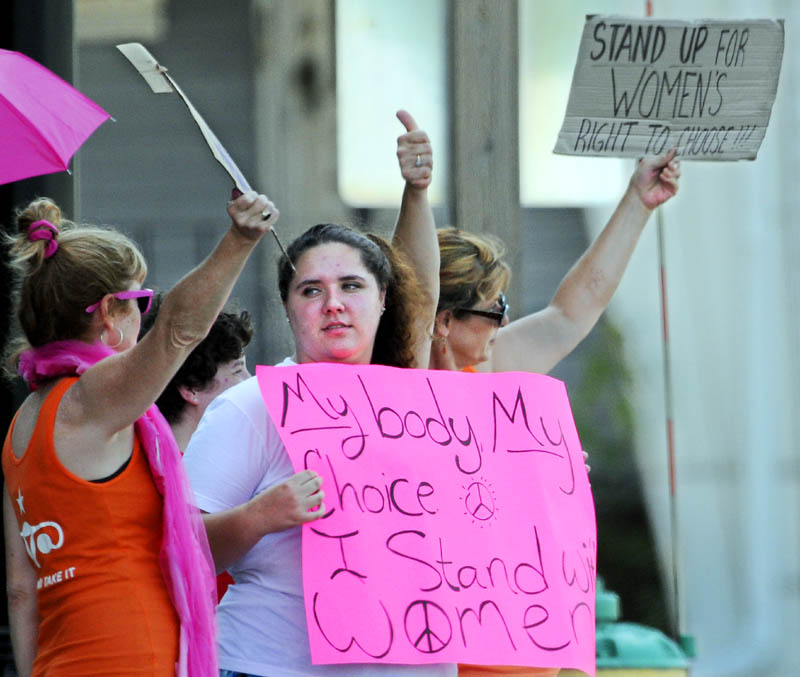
[
  {"xmin": 261, "ymin": 210, "xmax": 272, "ymax": 220},
  {"xmin": 415, "ymin": 154, "xmax": 422, "ymax": 167}
]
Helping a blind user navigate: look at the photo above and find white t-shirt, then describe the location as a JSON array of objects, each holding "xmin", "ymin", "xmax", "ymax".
[{"xmin": 184, "ymin": 359, "xmax": 455, "ymax": 677}]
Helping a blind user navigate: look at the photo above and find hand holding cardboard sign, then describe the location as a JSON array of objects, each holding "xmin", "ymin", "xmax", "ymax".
[
  {"xmin": 227, "ymin": 190, "xmax": 279, "ymax": 242},
  {"xmin": 630, "ymin": 148, "xmax": 681, "ymax": 211}
]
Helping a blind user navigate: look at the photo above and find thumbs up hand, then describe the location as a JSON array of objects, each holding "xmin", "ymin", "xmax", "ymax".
[{"xmin": 396, "ymin": 109, "xmax": 433, "ymax": 191}]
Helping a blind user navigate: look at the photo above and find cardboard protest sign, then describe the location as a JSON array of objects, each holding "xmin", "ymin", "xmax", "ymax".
[
  {"xmin": 555, "ymin": 17, "xmax": 784, "ymax": 160},
  {"xmin": 257, "ymin": 363, "xmax": 596, "ymax": 675}
]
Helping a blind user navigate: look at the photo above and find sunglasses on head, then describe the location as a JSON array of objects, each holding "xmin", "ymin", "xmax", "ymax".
[
  {"xmin": 456, "ymin": 293, "xmax": 509, "ymax": 326},
  {"xmin": 85, "ymin": 288, "xmax": 154, "ymax": 315}
]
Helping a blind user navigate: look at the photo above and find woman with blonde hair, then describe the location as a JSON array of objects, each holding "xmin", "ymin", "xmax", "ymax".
[
  {"xmin": 3, "ymin": 190, "xmax": 276, "ymax": 675},
  {"xmin": 431, "ymin": 151, "xmax": 681, "ymax": 377},
  {"xmin": 431, "ymin": 154, "xmax": 681, "ymax": 677}
]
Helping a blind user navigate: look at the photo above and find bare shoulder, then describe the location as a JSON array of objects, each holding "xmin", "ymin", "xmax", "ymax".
[
  {"xmin": 9, "ymin": 387, "xmax": 55, "ymax": 460},
  {"xmin": 10, "ymin": 377, "xmax": 132, "ymax": 480}
]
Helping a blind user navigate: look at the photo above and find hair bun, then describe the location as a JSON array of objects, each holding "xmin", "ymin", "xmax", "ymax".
[{"xmin": 16, "ymin": 197, "xmax": 63, "ymax": 233}]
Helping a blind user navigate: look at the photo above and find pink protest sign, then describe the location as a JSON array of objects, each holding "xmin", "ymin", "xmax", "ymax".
[{"xmin": 257, "ymin": 362, "xmax": 596, "ymax": 675}]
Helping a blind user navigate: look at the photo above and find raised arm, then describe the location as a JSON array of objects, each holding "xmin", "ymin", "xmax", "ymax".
[
  {"xmin": 391, "ymin": 109, "xmax": 439, "ymax": 367},
  {"xmin": 65, "ymin": 192, "xmax": 277, "ymax": 436},
  {"xmin": 489, "ymin": 149, "xmax": 680, "ymax": 374},
  {"xmin": 5, "ymin": 484, "xmax": 39, "ymax": 677}
]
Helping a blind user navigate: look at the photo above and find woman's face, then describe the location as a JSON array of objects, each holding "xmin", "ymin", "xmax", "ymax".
[
  {"xmin": 285, "ymin": 242, "xmax": 386, "ymax": 365},
  {"xmin": 442, "ymin": 293, "xmax": 509, "ymax": 369}
]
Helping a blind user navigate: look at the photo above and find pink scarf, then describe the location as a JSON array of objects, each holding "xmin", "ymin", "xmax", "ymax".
[{"xmin": 19, "ymin": 340, "xmax": 217, "ymax": 676}]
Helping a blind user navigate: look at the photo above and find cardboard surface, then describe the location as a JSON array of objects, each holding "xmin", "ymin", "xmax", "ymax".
[{"xmin": 554, "ymin": 17, "xmax": 784, "ymax": 160}]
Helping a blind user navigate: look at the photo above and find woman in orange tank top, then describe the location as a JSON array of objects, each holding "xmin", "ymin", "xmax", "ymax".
[{"xmin": 2, "ymin": 191, "xmax": 276, "ymax": 676}]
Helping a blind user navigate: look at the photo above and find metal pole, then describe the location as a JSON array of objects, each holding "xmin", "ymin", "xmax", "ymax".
[
  {"xmin": 655, "ymin": 207, "xmax": 683, "ymax": 638},
  {"xmin": 647, "ymin": 0, "xmax": 684, "ymax": 642}
]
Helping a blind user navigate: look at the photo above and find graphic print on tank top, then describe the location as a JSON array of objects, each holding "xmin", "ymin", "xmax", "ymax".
[{"xmin": 15, "ymin": 488, "xmax": 67, "ymax": 575}]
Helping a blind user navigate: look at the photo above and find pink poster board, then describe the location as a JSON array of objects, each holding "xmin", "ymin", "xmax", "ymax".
[{"xmin": 257, "ymin": 363, "xmax": 596, "ymax": 675}]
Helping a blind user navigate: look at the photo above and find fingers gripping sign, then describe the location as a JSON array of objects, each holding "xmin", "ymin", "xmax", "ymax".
[
  {"xmin": 396, "ymin": 109, "xmax": 433, "ymax": 190},
  {"xmin": 254, "ymin": 469, "xmax": 326, "ymax": 533},
  {"xmin": 227, "ymin": 190, "xmax": 280, "ymax": 241},
  {"xmin": 632, "ymin": 147, "xmax": 682, "ymax": 210},
  {"xmin": 291, "ymin": 468, "xmax": 327, "ymax": 521}
]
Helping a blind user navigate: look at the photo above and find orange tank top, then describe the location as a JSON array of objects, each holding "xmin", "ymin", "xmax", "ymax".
[{"xmin": 2, "ymin": 377, "xmax": 179, "ymax": 675}]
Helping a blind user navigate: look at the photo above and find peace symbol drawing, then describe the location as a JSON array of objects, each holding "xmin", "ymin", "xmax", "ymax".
[
  {"xmin": 460, "ymin": 478, "xmax": 499, "ymax": 526},
  {"xmin": 404, "ymin": 599, "xmax": 453, "ymax": 654}
]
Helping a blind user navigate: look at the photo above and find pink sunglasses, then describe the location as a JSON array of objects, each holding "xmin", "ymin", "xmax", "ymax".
[{"xmin": 85, "ymin": 289, "xmax": 154, "ymax": 315}]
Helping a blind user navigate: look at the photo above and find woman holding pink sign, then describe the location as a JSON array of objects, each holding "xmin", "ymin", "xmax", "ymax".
[
  {"xmin": 183, "ymin": 111, "xmax": 455, "ymax": 677},
  {"xmin": 2, "ymin": 190, "xmax": 276, "ymax": 675}
]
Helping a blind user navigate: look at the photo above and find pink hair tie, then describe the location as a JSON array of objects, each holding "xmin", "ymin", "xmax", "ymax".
[{"xmin": 28, "ymin": 219, "xmax": 59, "ymax": 259}]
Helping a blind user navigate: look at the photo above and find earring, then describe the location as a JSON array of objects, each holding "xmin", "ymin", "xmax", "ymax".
[
  {"xmin": 380, "ymin": 307, "xmax": 386, "ymax": 315},
  {"xmin": 102, "ymin": 326, "xmax": 124, "ymax": 348}
]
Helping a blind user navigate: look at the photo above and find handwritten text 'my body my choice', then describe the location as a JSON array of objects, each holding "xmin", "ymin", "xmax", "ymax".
[{"xmin": 281, "ymin": 372, "xmax": 574, "ymax": 482}]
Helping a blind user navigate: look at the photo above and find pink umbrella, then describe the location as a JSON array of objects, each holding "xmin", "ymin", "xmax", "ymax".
[{"xmin": 0, "ymin": 48, "xmax": 110, "ymax": 185}]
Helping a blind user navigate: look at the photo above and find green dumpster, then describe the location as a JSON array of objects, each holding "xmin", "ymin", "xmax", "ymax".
[{"xmin": 561, "ymin": 579, "xmax": 694, "ymax": 677}]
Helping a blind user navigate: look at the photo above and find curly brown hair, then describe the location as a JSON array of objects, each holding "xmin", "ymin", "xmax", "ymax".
[{"xmin": 139, "ymin": 295, "xmax": 254, "ymax": 423}]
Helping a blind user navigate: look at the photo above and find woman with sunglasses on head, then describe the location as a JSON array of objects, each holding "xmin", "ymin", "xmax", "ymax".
[
  {"xmin": 2, "ymin": 191, "xmax": 276, "ymax": 676},
  {"xmin": 182, "ymin": 110, "xmax": 454, "ymax": 677},
  {"xmin": 413, "ymin": 155, "xmax": 680, "ymax": 677}
]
